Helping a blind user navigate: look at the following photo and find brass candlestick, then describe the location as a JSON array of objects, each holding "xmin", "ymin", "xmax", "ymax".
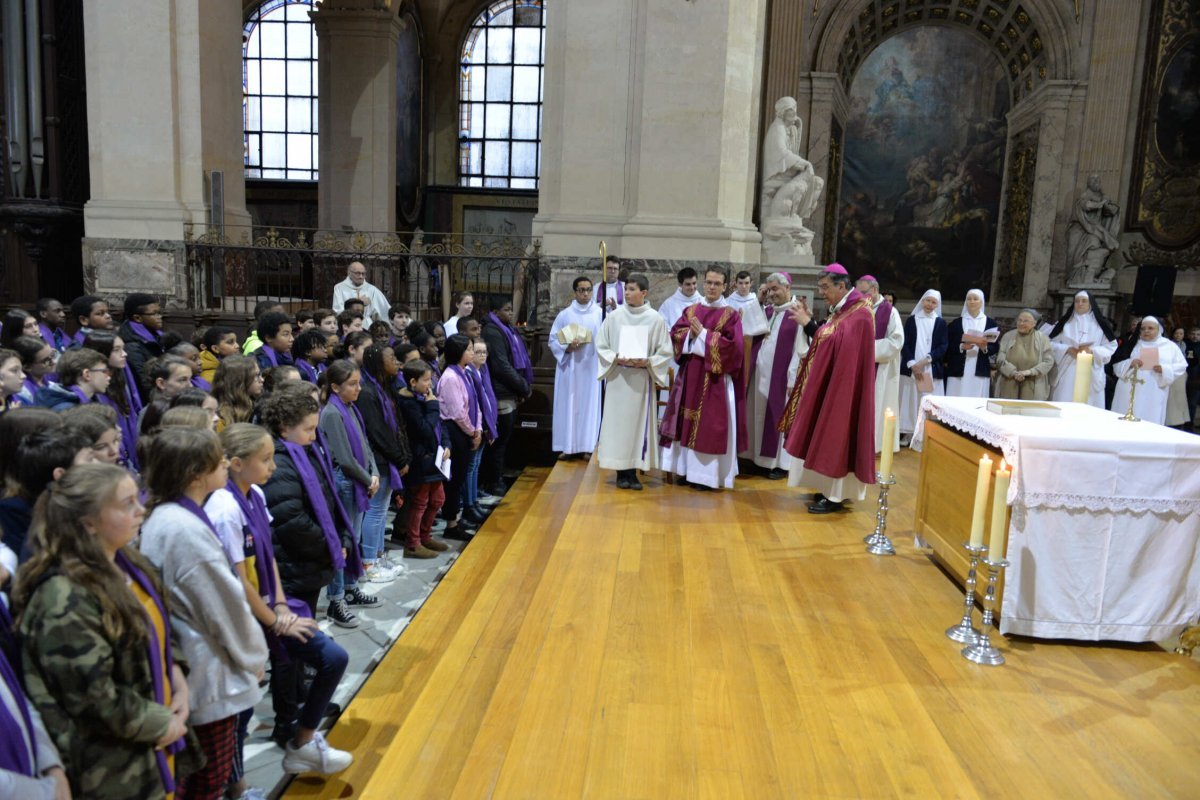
[{"xmin": 1118, "ymin": 368, "xmax": 1144, "ymax": 422}]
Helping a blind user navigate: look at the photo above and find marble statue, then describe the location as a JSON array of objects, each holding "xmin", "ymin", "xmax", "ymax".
[
  {"xmin": 1066, "ymin": 173, "xmax": 1121, "ymax": 288},
  {"xmin": 761, "ymin": 97, "xmax": 824, "ymax": 262}
]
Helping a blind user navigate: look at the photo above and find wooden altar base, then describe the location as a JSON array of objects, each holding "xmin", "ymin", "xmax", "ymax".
[{"xmin": 286, "ymin": 452, "xmax": 1200, "ymax": 799}]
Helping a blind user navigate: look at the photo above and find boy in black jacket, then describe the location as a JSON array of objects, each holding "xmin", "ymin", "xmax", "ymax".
[{"xmin": 396, "ymin": 360, "xmax": 451, "ymax": 558}]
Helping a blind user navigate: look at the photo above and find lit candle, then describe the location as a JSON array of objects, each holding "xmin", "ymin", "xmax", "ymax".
[
  {"xmin": 988, "ymin": 459, "xmax": 1012, "ymax": 560},
  {"xmin": 1072, "ymin": 352, "xmax": 1094, "ymax": 403},
  {"xmin": 969, "ymin": 454, "xmax": 992, "ymax": 548},
  {"xmin": 879, "ymin": 408, "xmax": 896, "ymax": 478}
]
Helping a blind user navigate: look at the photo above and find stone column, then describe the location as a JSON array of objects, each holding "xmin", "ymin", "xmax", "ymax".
[
  {"xmin": 312, "ymin": 5, "xmax": 402, "ymax": 233},
  {"xmin": 81, "ymin": 0, "xmax": 248, "ymax": 306},
  {"xmin": 535, "ymin": 0, "xmax": 768, "ymax": 306}
]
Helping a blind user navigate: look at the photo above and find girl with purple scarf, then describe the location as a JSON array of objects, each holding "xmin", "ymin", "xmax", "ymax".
[
  {"xmin": 437, "ymin": 334, "xmax": 484, "ymax": 540},
  {"xmin": 206, "ymin": 423, "xmax": 353, "ymax": 780},
  {"xmin": 13, "ymin": 464, "xmax": 191, "ymax": 799},
  {"xmin": 83, "ymin": 331, "xmax": 144, "ymax": 471},
  {"xmin": 463, "ymin": 339, "xmax": 500, "ymax": 521}
]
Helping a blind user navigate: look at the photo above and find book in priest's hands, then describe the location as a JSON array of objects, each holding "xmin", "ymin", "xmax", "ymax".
[
  {"xmin": 985, "ymin": 399, "xmax": 1062, "ymax": 417},
  {"xmin": 618, "ymin": 326, "xmax": 649, "ymax": 360}
]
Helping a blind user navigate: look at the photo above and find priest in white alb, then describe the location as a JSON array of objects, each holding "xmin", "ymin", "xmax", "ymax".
[
  {"xmin": 1111, "ymin": 316, "xmax": 1188, "ymax": 425},
  {"xmin": 657, "ymin": 267, "xmax": 701, "ymax": 329},
  {"xmin": 726, "ymin": 270, "xmax": 770, "ymax": 339},
  {"xmin": 659, "ymin": 267, "xmax": 746, "ymax": 490},
  {"xmin": 595, "ymin": 273, "xmax": 674, "ymax": 490},
  {"xmin": 548, "ymin": 276, "xmax": 604, "ymax": 457},
  {"xmin": 1047, "ymin": 290, "xmax": 1117, "ymax": 407},
  {"xmin": 855, "ymin": 275, "xmax": 903, "ymax": 454},
  {"xmin": 742, "ymin": 272, "xmax": 808, "ymax": 478}
]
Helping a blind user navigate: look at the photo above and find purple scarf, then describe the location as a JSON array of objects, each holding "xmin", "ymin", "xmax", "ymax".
[
  {"xmin": 448, "ymin": 364, "xmax": 479, "ymax": 428},
  {"xmin": 96, "ymin": 392, "xmax": 141, "ymax": 471},
  {"xmin": 70, "ymin": 328, "xmax": 91, "ymax": 347},
  {"xmin": 191, "ymin": 375, "xmax": 211, "ymax": 392},
  {"xmin": 38, "ymin": 322, "xmax": 67, "ymax": 352},
  {"xmin": 472, "ymin": 365, "xmax": 499, "ymax": 440},
  {"xmin": 487, "ymin": 312, "xmax": 533, "ymax": 383},
  {"xmin": 259, "ymin": 345, "xmax": 280, "ymax": 367},
  {"xmin": 874, "ymin": 300, "xmax": 894, "ymax": 340},
  {"xmin": 114, "ymin": 550, "xmax": 184, "ymax": 793},
  {"xmin": 296, "ymin": 359, "xmax": 323, "ymax": 384},
  {"xmin": 173, "ymin": 496, "xmax": 223, "ymax": 544},
  {"xmin": 69, "ymin": 386, "xmax": 92, "ymax": 406},
  {"xmin": 281, "ymin": 437, "xmax": 363, "ymax": 580},
  {"xmin": 0, "ymin": 645, "xmax": 35, "ymax": 776},
  {"xmin": 360, "ymin": 371, "xmax": 404, "ymax": 489},
  {"xmin": 328, "ymin": 394, "xmax": 371, "ymax": 513},
  {"xmin": 126, "ymin": 321, "xmax": 161, "ymax": 345},
  {"xmin": 21, "ymin": 376, "xmax": 42, "ymax": 399}
]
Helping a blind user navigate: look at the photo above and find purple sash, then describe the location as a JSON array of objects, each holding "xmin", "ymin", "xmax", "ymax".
[
  {"xmin": 487, "ymin": 312, "xmax": 533, "ymax": 383},
  {"xmin": 448, "ymin": 365, "xmax": 480, "ymax": 428},
  {"xmin": 69, "ymin": 386, "xmax": 92, "ymax": 405},
  {"xmin": 760, "ymin": 309, "xmax": 801, "ymax": 459},
  {"xmin": 0, "ymin": 646, "xmax": 36, "ymax": 776},
  {"xmin": 191, "ymin": 375, "xmax": 211, "ymax": 392},
  {"xmin": 114, "ymin": 550, "xmax": 183, "ymax": 793},
  {"xmin": 259, "ymin": 346, "xmax": 280, "ymax": 367},
  {"xmin": 472, "ymin": 365, "xmax": 499, "ymax": 440},
  {"xmin": 96, "ymin": 392, "xmax": 140, "ymax": 471},
  {"xmin": 874, "ymin": 300, "xmax": 894, "ymax": 340},
  {"xmin": 281, "ymin": 438, "xmax": 363, "ymax": 580},
  {"xmin": 328, "ymin": 394, "xmax": 371, "ymax": 513},
  {"xmin": 21, "ymin": 376, "xmax": 42, "ymax": 399},
  {"xmin": 38, "ymin": 322, "xmax": 67, "ymax": 352},
  {"xmin": 296, "ymin": 359, "xmax": 323, "ymax": 384},
  {"xmin": 70, "ymin": 328, "xmax": 89, "ymax": 347},
  {"xmin": 126, "ymin": 321, "xmax": 160, "ymax": 345},
  {"xmin": 361, "ymin": 371, "xmax": 404, "ymax": 489},
  {"xmin": 172, "ymin": 496, "xmax": 224, "ymax": 545},
  {"xmin": 599, "ymin": 281, "xmax": 624, "ymax": 314}
]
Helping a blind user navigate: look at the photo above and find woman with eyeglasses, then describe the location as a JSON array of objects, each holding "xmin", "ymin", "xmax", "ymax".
[{"xmin": 11, "ymin": 336, "xmax": 56, "ymax": 407}]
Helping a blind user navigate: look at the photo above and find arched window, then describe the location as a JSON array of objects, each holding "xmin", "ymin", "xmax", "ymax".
[
  {"xmin": 243, "ymin": 0, "xmax": 319, "ymax": 180},
  {"xmin": 458, "ymin": 1, "xmax": 546, "ymax": 189}
]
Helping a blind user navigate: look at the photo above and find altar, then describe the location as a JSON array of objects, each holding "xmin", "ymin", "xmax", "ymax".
[{"xmin": 911, "ymin": 396, "xmax": 1200, "ymax": 642}]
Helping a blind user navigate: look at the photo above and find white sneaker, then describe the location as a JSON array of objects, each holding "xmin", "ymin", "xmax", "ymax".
[
  {"xmin": 379, "ymin": 553, "xmax": 407, "ymax": 577},
  {"xmin": 282, "ymin": 730, "xmax": 354, "ymax": 775},
  {"xmin": 362, "ymin": 563, "xmax": 397, "ymax": 585}
]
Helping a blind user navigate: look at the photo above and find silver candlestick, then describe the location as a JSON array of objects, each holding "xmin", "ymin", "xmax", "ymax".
[
  {"xmin": 945, "ymin": 542, "xmax": 987, "ymax": 644},
  {"xmin": 962, "ymin": 558, "xmax": 1008, "ymax": 666},
  {"xmin": 864, "ymin": 471, "xmax": 896, "ymax": 556}
]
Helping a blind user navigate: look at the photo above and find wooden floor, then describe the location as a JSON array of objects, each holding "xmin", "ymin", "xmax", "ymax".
[{"xmin": 286, "ymin": 450, "xmax": 1200, "ymax": 799}]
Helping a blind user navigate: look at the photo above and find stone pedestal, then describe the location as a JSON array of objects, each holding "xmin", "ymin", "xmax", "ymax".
[
  {"xmin": 535, "ymin": 0, "xmax": 768, "ymax": 269},
  {"xmin": 312, "ymin": 6, "xmax": 403, "ymax": 233}
]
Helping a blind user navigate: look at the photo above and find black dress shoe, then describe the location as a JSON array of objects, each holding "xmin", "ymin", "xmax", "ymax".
[
  {"xmin": 443, "ymin": 523, "xmax": 476, "ymax": 541},
  {"xmin": 616, "ymin": 474, "xmax": 631, "ymax": 489},
  {"xmin": 767, "ymin": 468, "xmax": 787, "ymax": 480},
  {"xmin": 627, "ymin": 474, "xmax": 643, "ymax": 491},
  {"xmin": 462, "ymin": 506, "xmax": 487, "ymax": 525},
  {"xmin": 807, "ymin": 496, "xmax": 845, "ymax": 514}
]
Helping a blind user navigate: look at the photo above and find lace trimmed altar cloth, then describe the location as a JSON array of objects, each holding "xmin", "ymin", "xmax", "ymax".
[{"xmin": 912, "ymin": 395, "xmax": 1200, "ymax": 641}]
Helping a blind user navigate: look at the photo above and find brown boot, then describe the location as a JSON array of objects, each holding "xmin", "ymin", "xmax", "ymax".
[
  {"xmin": 422, "ymin": 538, "xmax": 450, "ymax": 552},
  {"xmin": 404, "ymin": 545, "xmax": 438, "ymax": 559}
]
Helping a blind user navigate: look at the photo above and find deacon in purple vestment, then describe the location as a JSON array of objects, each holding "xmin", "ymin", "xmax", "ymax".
[{"xmin": 659, "ymin": 268, "xmax": 746, "ymax": 489}]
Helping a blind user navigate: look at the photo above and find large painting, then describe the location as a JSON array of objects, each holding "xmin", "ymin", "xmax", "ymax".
[
  {"xmin": 837, "ymin": 27, "xmax": 1009, "ymax": 300},
  {"xmin": 1127, "ymin": 0, "xmax": 1200, "ymax": 249}
]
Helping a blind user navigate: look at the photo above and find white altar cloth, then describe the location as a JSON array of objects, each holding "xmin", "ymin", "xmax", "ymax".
[{"xmin": 912, "ymin": 396, "xmax": 1200, "ymax": 641}]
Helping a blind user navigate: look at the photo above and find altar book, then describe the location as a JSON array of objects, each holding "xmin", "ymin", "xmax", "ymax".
[
  {"xmin": 986, "ymin": 399, "xmax": 1061, "ymax": 418},
  {"xmin": 618, "ymin": 326, "xmax": 649, "ymax": 360}
]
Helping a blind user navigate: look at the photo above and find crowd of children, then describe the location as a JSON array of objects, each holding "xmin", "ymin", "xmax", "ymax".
[{"xmin": 0, "ymin": 289, "xmax": 529, "ymax": 799}]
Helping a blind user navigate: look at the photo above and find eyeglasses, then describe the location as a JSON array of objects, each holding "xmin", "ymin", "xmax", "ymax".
[
  {"xmin": 88, "ymin": 366, "xmax": 110, "ymax": 374},
  {"xmin": 38, "ymin": 356, "xmax": 56, "ymax": 366}
]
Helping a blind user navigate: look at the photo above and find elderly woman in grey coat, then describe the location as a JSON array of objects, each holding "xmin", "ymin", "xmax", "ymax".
[{"xmin": 996, "ymin": 309, "xmax": 1054, "ymax": 400}]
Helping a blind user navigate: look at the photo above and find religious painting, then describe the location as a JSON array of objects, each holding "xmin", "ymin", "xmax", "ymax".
[
  {"xmin": 396, "ymin": 12, "xmax": 423, "ymax": 225},
  {"xmin": 836, "ymin": 27, "xmax": 1009, "ymax": 300},
  {"xmin": 1127, "ymin": 0, "xmax": 1200, "ymax": 249}
]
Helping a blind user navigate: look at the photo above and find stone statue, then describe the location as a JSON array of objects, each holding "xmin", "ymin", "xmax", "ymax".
[
  {"xmin": 1066, "ymin": 174, "xmax": 1120, "ymax": 288},
  {"xmin": 761, "ymin": 97, "xmax": 824, "ymax": 262}
]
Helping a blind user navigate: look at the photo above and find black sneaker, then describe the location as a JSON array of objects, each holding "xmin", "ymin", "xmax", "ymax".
[
  {"xmin": 326, "ymin": 598, "xmax": 359, "ymax": 628},
  {"xmin": 345, "ymin": 587, "xmax": 382, "ymax": 608}
]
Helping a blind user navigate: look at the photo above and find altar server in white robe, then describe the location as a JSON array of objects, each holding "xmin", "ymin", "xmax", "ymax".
[
  {"xmin": 595, "ymin": 273, "xmax": 674, "ymax": 490},
  {"xmin": 899, "ymin": 289, "xmax": 948, "ymax": 440},
  {"xmin": 657, "ymin": 267, "xmax": 702, "ymax": 329},
  {"xmin": 726, "ymin": 270, "xmax": 770, "ymax": 339},
  {"xmin": 856, "ymin": 275, "xmax": 903, "ymax": 454},
  {"xmin": 1048, "ymin": 290, "xmax": 1118, "ymax": 407},
  {"xmin": 548, "ymin": 276, "xmax": 604, "ymax": 456},
  {"xmin": 744, "ymin": 272, "xmax": 809, "ymax": 477},
  {"xmin": 945, "ymin": 289, "xmax": 1000, "ymax": 398},
  {"xmin": 1111, "ymin": 316, "xmax": 1189, "ymax": 425}
]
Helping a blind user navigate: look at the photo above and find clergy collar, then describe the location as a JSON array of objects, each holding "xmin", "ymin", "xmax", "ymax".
[
  {"xmin": 832, "ymin": 292, "xmax": 850, "ymax": 312},
  {"xmin": 699, "ymin": 296, "xmax": 727, "ymax": 308}
]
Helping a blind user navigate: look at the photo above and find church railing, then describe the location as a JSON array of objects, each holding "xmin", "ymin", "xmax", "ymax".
[{"xmin": 183, "ymin": 224, "xmax": 543, "ymax": 324}]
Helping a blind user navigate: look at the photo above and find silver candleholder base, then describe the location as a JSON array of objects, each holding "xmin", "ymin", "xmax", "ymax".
[
  {"xmin": 945, "ymin": 542, "xmax": 987, "ymax": 644},
  {"xmin": 864, "ymin": 471, "xmax": 897, "ymax": 556},
  {"xmin": 962, "ymin": 558, "xmax": 1008, "ymax": 666}
]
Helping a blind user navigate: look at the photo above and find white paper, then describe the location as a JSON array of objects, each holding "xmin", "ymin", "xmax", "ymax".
[
  {"xmin": 436, "ymin": 446, "xmax": 452, "ymax": 479},
  {"xmin": 618, "ymin": 326, "xmax": 649, "ymax": 360},
  {"xmin": 983, "ymin": 327, "xmax": 1000, "ymax": 342}
]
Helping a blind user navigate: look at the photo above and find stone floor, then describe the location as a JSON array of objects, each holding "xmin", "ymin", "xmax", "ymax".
[{"xmin": 239, "ymin": 519, "xmax": 467, "ymax": 798}]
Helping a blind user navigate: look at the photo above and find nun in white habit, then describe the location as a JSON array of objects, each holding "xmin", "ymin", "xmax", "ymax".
[
  {"xmin": 899, "ymin": 289, "xmax": 949, "ymax": 437},
  {"xmin": 945, "ymin": 289, "xmax": 999, "ymax": 398},
  {"xmin": 1111, "ymin": 316, "xmax": 1188, "ymax": 425},
  {"xmin": 1048, "ymin": 290, "xmax": 1118, "ymax": 407}
]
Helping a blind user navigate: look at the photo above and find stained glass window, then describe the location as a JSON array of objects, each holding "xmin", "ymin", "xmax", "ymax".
[
  {"xmin": 459, "ymin": 1, "xmax": 546, "ymax": 189},
  {"xmin": 244, "ymin": 0, "xmax": 319, "ymax": 181}
]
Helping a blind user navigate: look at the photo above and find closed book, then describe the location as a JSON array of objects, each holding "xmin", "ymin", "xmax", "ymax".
[{"xmin": 986, "ymin": 400, "xmax": 1061, "ymax": 417}]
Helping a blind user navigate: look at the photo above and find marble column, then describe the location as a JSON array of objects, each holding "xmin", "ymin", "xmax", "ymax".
[
  {"xmin": 312, "ymin": 5, "xmax": 402, "ymax": 233},
  {"xmin": 536, "ymin": 0, "xmax": 768, "ymax": 274},
  {"xmin": 80, "ymin": 0, "xmax": 248, "ymax": 305}
]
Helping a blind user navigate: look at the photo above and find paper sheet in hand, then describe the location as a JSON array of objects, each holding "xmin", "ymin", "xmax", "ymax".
[
  {"xmin": 1138, "ymin": 346, "xmax": 1160, "ymax": 369},
  {"xmin": 618, "ymin": 327, "xmax": 649, "ymax": 360},
  {"xmin": 915, "ymin": 371, "xmax": 934, "ymax": 393},
  {"xmin": 436, "ymin": 446, "xmax": 452, "ymax": 479}
]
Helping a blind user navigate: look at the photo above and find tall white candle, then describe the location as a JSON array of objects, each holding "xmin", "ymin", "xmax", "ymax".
[
  {"xmin": 970, "ymin": 454, "xmax": 992, "ymax": 548},
  {"xmin": 1073, "ymin": 352, "xmax": 1094, "ymax": 403},
  {"xmin": 989, "ymin": 460, "xmax": 1012, "ymax": 560},
  {"xmin": 879, "ymin": 408, "xmax": 896, "ymax": 478}
]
